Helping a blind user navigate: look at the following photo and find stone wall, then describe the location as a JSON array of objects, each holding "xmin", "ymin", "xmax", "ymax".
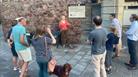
[
  {"xmin": 0, "ymin": 0, "xmax": 92, "ymax": 43},
  {"xmin": 101, "ymin": 0, "xmax": 116, "ymax": 28}
]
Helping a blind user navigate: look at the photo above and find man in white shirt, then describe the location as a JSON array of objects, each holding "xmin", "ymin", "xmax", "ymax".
[
  {"xmin": 125, "ymin": 14, "xmax": 138, "ymax": 70},
  {"xmin": 109, "ymin": 14, "xmax": 122, "ymax": 57}
]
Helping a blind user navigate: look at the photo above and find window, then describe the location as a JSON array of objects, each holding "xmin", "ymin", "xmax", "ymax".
[
  {"xmin": 2, "ymin": 0, "xmax": 8, "ymax": 2},
  {"xmin": 91, "ymin": 0, "xmax": 98, "ymax": 3},
  {"xmin": 91, "ymin": 0, "xmax": 102, "ymax": 3},
  {"xmin": 128, "ymin": 6, "xmax": 138, "ymax": 9},
  {"xmin": 125, "ymin": 0, "xmax": 138, "ymax": 2}
]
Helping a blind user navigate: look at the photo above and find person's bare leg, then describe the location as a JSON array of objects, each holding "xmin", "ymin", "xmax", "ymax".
[
  {"xmin": 115, "ymin": 45, "xmax": 119, "ymax": 56},
  {"xmin": 116, "ymin": 45, "xmax": 120, "ymax": 56},
  {"xmin": 115, "ymin": 40, "xmax": 122, "ymax": 57},
  {"xmin": 13, "ymin": 57, "xmax": 18, "ymax": 70},
  {"xmin": 18, "ymin": 60, "xmax": 24, "ymax": 72},
  {"xmin": 19, "ymin": 62, "xmax": 29, "ymax": 77}
]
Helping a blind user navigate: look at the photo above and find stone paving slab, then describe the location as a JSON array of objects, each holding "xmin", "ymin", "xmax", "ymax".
[{"xmin": 0, "ymin": 40, "xmax": 138, "ymax": 77}]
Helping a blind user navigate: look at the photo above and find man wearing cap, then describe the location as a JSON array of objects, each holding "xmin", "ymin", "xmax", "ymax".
[{"xmin": 12, "ymin": 17, "xmax": 32, "ymax": 77}]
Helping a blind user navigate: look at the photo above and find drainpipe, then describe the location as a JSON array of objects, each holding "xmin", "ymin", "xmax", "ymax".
[
  {"xmin": 114, "ymin": 0, "xmax": 116, "ymax": 13},
  {"xmin": 116, "ymin": 0, "xmax": 118, "ymax": 17}
]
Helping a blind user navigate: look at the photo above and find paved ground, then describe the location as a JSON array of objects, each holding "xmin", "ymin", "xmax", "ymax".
[{"xmin": 0, "ymin": 38, "xmax": 138, "ymax": 77}]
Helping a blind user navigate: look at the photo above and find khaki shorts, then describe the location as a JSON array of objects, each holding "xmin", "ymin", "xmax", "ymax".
[{"xmin": 17, "ymin": 48, "xmax": 32, "ymax": 62}]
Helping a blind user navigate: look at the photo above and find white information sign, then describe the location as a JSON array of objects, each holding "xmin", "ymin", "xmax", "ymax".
[{"xmin": 68, "ymin": 6, "xmax": 86, "ymax": 18}]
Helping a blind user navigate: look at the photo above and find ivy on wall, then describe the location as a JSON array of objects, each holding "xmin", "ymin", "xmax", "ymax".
[{"xmin": 0, "ymin": 0, "xmax": 91, "ymax": 43}]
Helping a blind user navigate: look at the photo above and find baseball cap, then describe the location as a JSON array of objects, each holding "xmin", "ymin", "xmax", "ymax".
[{"xmin": 15, "ymin": 17, "xmax": 26, "ymax": 22}]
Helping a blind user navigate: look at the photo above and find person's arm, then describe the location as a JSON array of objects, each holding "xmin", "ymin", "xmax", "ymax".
[
  {"xmin": 66, "ymin": 21, "xmax": 70, "ymax": 28},
  {"xmin": 20, "ymin": 35, "xmax": 29, "ymax": 47},
  {"xmin": 46, "ymin": 27, "xmax": 56, "ymax": 44},
  {"xmin": 59, "ymin": 22, "xmax": 62, "ymax": 31},
  {"xmin": 7, "ymin": 29, "xmax": 12, "ymax": 39},
  {"xmin": 7, "ymin": 29, "xmax": 12, "ymax": 48},
  {"xmin": 88, "ymin": 32, "xmax": 94, "ymax": 45},
  {"xmin": 7, "ymin": 39, "xmax": 12, "ymax": 48},
  {"xmin": 20, "ymin": 28, "xmax": 29, "ymax": 47},
  {"xmin": 126, "ymin": 22, "xmax": 137, "ymax": 35}
]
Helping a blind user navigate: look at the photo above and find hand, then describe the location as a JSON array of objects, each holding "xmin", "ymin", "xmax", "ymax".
[
  {"xmin": 8, "ymin": 44, "xmax": 11, "ymax": 48},
  {"xmin": 9, "ymin": 41, "xmax": 13, "ymax": 44},
  {"xmin": 67, "ymin": 22, "xmax": 70, "ymax": 26},
  {"xmin": 51, "ymin": 58, "xmax": 56, "ymax": 65},
  {"xmin": 113, "ymin": 45, "xmax": 116, "ymax": 48},
  {"xmin": 7, "ymin": 39, "xmax": 13, "ymax": 44},
  {"xmin": 86, "ymin": 40, "xmax": 92, "ymax": 45},
  {"xmin": 47, "ymin": 25, "xmax": 51, "ymax": 28}
]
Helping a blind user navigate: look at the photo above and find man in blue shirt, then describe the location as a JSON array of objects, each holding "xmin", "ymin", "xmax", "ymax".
[
  {"xmin": 12, "ymin": 17, "xmax": 32, "ymax": 77},
  {"xmin": 125, "ymin": 14, "xmax": 138, "ymax": 70}
]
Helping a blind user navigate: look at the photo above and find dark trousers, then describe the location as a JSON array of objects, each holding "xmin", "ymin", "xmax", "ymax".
[
  {"xmin": 37, "ymin": 62, "xmax": 49, "ymax": 77},
  {"xmin": 11, "ymin": 43, "xmax": 18, "ymax": 57},
  {"xmin": 105, "ymin": 50, "xmax": 113, "ymax": 68},
  {"xmin": 56, "ymin": 33, "xmax": 63, "ymax": 48},
  {"xmin": 127, "ymin": 39, "xmax": 137, "ymax": 66},
  {"xmin": 61, "ymin": 30, "xmax": 69, "ymax": 46}
]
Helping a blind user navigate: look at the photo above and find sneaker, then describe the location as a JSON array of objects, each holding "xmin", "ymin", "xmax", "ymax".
[
  {"xmin": 13, "ymin": 67, "xmax": 18, "ymax": 71},
  {"xmin": 124, "ymin": 63, "xmax": 137, "ymax": 70},
  {"xmin": 68, "ymin": 45, "xmax": 74, "ymax": 49},
  {"xmin": 106, "ymin": 69, "xmax": 112, "ymax": 74},
  {"xmin": 112, "ymin": 55, "xmax": 119, "ymax": 59},
  {"xmin": 127, "ymin": 66, "xmax": 137, "ymax": 70},
  {"xmin": 19, "ymin": 69, "xmax": 21, "ymax": 73},
  {"xmin": 18, "ymin": 68, "xmax": 28, "ymax": 73},
  {"xmin": 124, "ymin": 63, "xmax": 134, "ymax": 67}
]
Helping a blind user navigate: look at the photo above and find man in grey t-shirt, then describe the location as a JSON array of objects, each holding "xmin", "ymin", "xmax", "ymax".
[{"xmin": 89, "ymin": 16, "xmax": 107, "ymax": 77}]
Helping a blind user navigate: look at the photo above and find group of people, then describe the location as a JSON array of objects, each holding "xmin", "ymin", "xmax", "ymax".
[
  {"xmin": 6, "ymin": 13, "xmax": 138, "ymax": 77},
  {"xmin": 88, "ymin": 14, "xmax": 138, "ymax": 77},
  {"xmin": 7, "ymin": 15, "xmax": 68, "ymax": 77},
  {"xmin": 7, "ymin": 14, "xmax": 75, "ymax": 77}
]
